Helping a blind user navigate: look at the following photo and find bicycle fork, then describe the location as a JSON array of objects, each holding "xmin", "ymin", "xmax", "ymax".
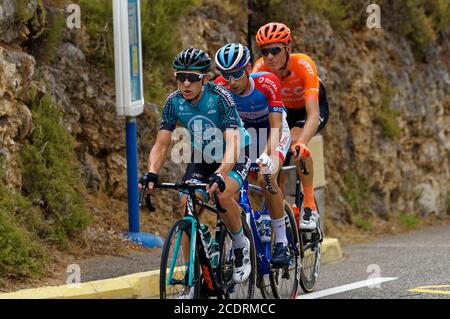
[{"xmin": 167, "ymin": 216, "xmax": 198, "ymax": 287}]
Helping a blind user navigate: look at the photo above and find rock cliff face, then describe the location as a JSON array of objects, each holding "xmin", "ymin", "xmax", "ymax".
[
  {"xmin": 1, "ymin": 0, "xmax": 449, "ymax": 234},
  {"xmin": 295, "ymin": 15, "xmax": 449, "ymax": 221}
]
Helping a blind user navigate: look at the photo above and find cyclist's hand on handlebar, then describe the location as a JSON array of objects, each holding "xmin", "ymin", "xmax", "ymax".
[
  {"xmin": 291, "ymin": 141, "xmax": 310, "ymax": 160},
  {"xmin": 207, "ymin": 173, "xmax": 226, "ymax": 195},
  {"xmin": 138, "ymin": 172, "xmax": 158, "ymax": 194},
  {"xmin": 256, "ymin": 152, "xmax": 274, "ymax": 174}
]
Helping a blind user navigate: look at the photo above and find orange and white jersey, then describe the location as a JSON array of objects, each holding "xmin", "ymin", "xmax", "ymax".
[{"xmin": 253, "ymin": 53, "xmax": 319, "ymax": 109}]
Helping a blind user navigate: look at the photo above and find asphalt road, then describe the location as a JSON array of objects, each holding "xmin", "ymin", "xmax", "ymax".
[
  {"xmin": 298, "ymin": 224, "xmax": 450, "ymax": 299},
  {"xmin": 76, "ymin": 224, "xmax": 450, "ymax": 299}
]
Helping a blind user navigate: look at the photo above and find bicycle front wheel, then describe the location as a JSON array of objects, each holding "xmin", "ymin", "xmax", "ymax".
[
  {"xmin": 299, "ymin": 202, "xmax": 322, "ymax": 293},
  {"xmin": 218, "ymin": 214, "xmax": 256, "ymax": 299},
  {"xmin": 160, "ymin": 218, "xmax": 201, "ymax": 299}
]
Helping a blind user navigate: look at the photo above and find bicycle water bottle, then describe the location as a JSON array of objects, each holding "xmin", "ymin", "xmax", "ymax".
[
  {"xmin": 200, "ymin": 224, "xmax": 219, "ymax": 268},
  {"xmin": 258, "ymin": 211, "xmax": 272, "ymax": 243}
]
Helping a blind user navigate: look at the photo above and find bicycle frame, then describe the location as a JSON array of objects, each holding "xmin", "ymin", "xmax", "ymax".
[
  {"xmin": 239, "ymin": 180, "xmax": 298, "ymax": 275},
  {"xmin": 166, "ymin": 187, "xmax": 223, "ymax": 295}
]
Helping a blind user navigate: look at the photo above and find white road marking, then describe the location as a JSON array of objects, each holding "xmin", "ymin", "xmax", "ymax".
[{"xmin": 297, "ymin": 277, "xmax": 399, "ymax": 299}]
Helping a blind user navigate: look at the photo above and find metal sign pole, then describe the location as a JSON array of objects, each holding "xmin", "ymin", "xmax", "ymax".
[
  {"xmin": 113, "ymin": 0, "xmax": 163, "ymax": 248},
  {"xmin": 247, "ymin": 0, "xmax": 253, "ymax": 64}
]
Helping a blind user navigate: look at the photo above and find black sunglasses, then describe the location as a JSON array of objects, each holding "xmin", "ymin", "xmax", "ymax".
[
  {"xmin": 175, "ymin": 72, "xmax": 205, "ymax": 83},
  {"xmin": 260, "ymin": 46, "xmax": 283, "ymax": 57}
]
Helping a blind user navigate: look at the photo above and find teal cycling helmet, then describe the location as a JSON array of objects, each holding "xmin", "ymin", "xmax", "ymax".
[
  {"xmin": 173, "ymin": 48, "xmax": 212, "ymax": 73},
  {"xmin": 215, "ymin": 43, "xmax": 251, "ymax": 72}
]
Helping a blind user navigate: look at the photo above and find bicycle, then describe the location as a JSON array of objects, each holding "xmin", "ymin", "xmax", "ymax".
[
  {"xmin": 283, "ymin": 154, "xmax": 324, "ymax": 294},
  {"xmin": 139, "ymin": 181, "xmax": 257, "ymax": 299},
  {"xmin": 239, "ymin": 167, "xmax": 301, "ymax": 299}
]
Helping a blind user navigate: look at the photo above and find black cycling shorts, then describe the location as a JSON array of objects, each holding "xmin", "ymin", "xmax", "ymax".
[{"xmin": 181, "ymin": 146, "xmax": 251, "ymax": 199}]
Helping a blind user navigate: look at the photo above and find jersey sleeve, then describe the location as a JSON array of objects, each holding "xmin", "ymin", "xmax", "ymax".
[
  {"xmin": 295, "ymin": 55, "xmax": 319, "ymax": 100},
  {"xmin": 159, "ymin": 95, "xmax": 178, "ymax": 131},
  {"xmin": 255, "ymin": 72, "xmax": 285, "ymax": 113}
]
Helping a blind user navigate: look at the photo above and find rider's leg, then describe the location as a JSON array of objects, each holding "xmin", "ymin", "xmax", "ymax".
[
  {"xmin": 218, "ymin": 172, "xmax": 252, "ymax": 283},
  {"xmin": 257, "ymin": 172, "xmax": 287, "ymax": 245},
  {"xmin": 290, "ymin": 126, "xmax": 316, "ymax": 211},
  {"xmin": 278, "ymin": 171, "xmax": 287, "ymax": 195},
  {"xmin": 217, "ymin": 176, "xmax": 246, "ymax": 248}
]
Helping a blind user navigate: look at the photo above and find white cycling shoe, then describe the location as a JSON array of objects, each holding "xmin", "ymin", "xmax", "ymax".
[
  {"xmin": 232, "ymin": 237, "xmax": 251, "ymax": 283},
  {"xmin": 300, "ymin": 208, "xmax": 319, "ymax": 231},
  {"xmin": 176, "ymin": 286, "xmax": 195, "ymax": 299}
]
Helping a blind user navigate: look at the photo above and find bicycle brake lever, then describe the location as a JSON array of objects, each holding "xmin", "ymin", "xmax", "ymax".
[
  {"xmin": 139, "ymin": 187, "xmax": 145, "ymax": 207},
  {"xmin": 139, "ymin": 187, "xmax": 155, "ymax": 212},
  {"xmin": 145, "ymin": 194, "xmax": 156, "ymax": 212}
]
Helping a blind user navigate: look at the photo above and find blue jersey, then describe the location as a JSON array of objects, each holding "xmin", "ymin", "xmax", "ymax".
[
  {"xmin": 214, "ymin": 72, "xmax": 285, "ymax": 130},
  {"xmin": 160, "ymin": 83, "xmax": 251, "ymax": 161}
]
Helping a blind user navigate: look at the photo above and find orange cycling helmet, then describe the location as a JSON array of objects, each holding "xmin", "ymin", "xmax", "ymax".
[{"xmin": 256, "ymin": 22, "xmax": 291, "ymax": 47}]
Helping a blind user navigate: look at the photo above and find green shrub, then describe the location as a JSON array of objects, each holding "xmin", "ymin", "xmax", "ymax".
[
  {"xmin": 78, "ymin": 0, "xmax": 199, "ymax": 104},
  {"xmin": 399, "ymin": 212, "xmax": 419, "ymax": 228},
  {"xmin": 374, "ymin": 71, "xmax": 400, "ymax": 138},
  {"xmin": 13, "ymin": 0, "xmax": 37, "ymax": 22},
  {"xmin": 354, "ymin": 215, "xmax": 373, "ymax": 231},
  {"xmin": 20, "ymin": 94, "xmax": 91, "ymax": 248},
  {"xmin": 37, "ymin": 9, "xmax": 66, "ymax": 63},
  {"xmin": 303, "ymin": 0, "xmax": 356, "ymax": 31},
  {"xmin": 0, "ymin": 211, "xmax": 45, "ymax": 280},
  {"xmin": 343, "ymin": 170, "xmax": 374, "ymax": 230},
  {"xmin": 344, "ymin": 170, "xmax": 369, "ymax": 216},
  {"xmin": 424, "ymin": 0, "xmax": 450, "ymax": 34},
  {"xmin": 375, "ymin": 107, "xmax": 400, "ymax": 138},
  {"xmin": 0, "ymin": 163, "xmax": 45, "ymax": 280},
  {"xmin": 78, "ymin": 0, "xmax": 114, "ymax": 76}
]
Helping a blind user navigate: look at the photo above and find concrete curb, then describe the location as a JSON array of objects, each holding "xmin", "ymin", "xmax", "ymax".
[{"xmin": 0, "ymin": 238, "xmax": 342, "ymax": 299}]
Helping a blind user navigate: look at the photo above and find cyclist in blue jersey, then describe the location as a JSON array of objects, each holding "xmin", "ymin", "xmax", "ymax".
[
  {"xmin": 139, "ymin": 48, "xmax": 252, "ymax": 297},
  {"xmin": 214, "ymin": 43, "xmax": 291, "ymax": 266}
]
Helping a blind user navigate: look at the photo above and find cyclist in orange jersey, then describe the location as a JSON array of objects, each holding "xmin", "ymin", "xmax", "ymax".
[{"xmin": 253, "ymin": 22, "xmax": 329, "ymax": 230}]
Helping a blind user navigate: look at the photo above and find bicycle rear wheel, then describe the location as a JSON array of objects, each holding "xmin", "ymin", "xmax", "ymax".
[
  {"xmin": 269, "ymin": 200, "xmax": 301, "ymax": 299},
  {"xmin": 160, "ymin": 218, "xmax": 201, "ymax": 299},
  {"xmin": 218, "ymin": 214, "xmax": 256, "ymax": 299},
  {"xmin": 299, "ymin": 201, "xmax": 322, "ymax": 293}
]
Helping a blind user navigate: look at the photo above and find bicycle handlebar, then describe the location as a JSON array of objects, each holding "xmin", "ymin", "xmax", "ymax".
[
  {"xmin": 138, "ymin": 181, "xmax": 226, "ymax": 214},
  {"xmin": 294, "ymin": 146, "xmax": 309, "ymax": 176}
]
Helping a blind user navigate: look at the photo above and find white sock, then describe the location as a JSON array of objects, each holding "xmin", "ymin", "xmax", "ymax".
[
  {"xmin": 231, "ymin": 227, "xmax": 247, "ymax": 249},
  {"xmin": 271, "ymin": 216, "xmax": 287, "ymax": 246}
]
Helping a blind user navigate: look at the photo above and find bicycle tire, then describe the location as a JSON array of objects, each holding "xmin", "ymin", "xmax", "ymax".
[
  {"xmin": 299, "ymin": 199, "xmax": 322, "ymax": 293},
  {"xmin": 160, "ymin": 218, "xmax": 201, "ymax": 299},
  {"xmin": 268, "ymin": 200, "xmax": 301, "ymax": 299},
  {"xmin": 218, "ymin": 214, "xmax": 256, "ymax": 299}
]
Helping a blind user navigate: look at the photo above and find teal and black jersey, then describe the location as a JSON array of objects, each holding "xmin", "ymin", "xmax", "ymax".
[{"xmin": 160, "ymin": 82, "xmax": 251, "ymax": 161}]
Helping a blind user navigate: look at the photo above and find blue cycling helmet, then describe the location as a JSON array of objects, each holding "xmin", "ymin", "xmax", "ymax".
[
  {"xmin": 215, "ymin": 43, "xmax": 251, "ymax": 72},
  {"xmin": 173, "ymin": 48, "xmax": 212, "ymax": 73}
]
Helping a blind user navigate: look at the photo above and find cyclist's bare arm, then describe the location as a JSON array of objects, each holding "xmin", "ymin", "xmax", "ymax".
[
  {"xmin": 148, "ymin": 129, "xmax": 172, "ymax": 175},
  {"xmin": 263, "ymin": 112, "xmax": 282, "ymax": 156},
  {"xmin": 296, "ymin": 97, "xmax": 319, "ymax": 145},
  {"xmin": 215, "ymin": 128, "xmax": 241, "ymax": 177}
]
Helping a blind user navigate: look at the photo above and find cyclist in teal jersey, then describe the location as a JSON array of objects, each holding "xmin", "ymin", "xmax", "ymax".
[{"xmin": 139, "ymin": 48, "xmax": 252, "ymax": 297}]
